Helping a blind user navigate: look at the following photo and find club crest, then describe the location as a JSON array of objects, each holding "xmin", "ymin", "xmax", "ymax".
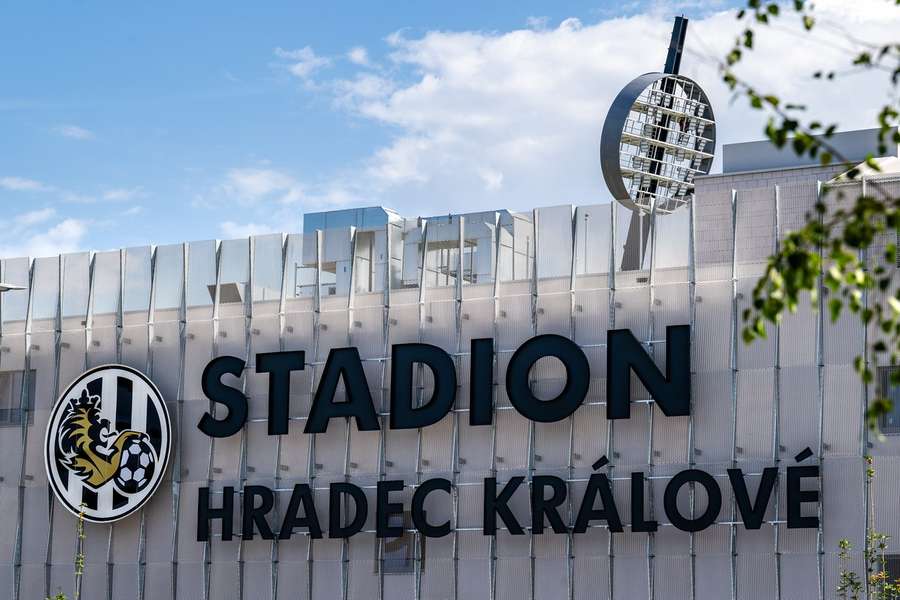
[{"xmin": 45, "ymin": 365, "xmax": 171, "ymax": 523}]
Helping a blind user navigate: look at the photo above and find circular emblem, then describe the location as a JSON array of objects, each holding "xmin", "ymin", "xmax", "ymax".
[
  {"xmin": 600, "ymin": 72, "xmax": 716, "ymax": 215},
  {"xmin": 44, "ymin": 365, "xmax": 172, "ymax": 523}
]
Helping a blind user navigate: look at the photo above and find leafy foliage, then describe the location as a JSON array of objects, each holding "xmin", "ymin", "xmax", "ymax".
[
  {"xmin": 44, "ymin": 503, "xmax": 86, "ymax": 600},
  {"xmin": 724, "ymin": 0, "xmax": 900, "ymax": 429},
  {"xmin": 837, "ymin": 458, "xmax": 900, "ymax": 599}
]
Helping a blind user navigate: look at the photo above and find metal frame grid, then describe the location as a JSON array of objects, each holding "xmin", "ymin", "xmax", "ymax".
[{"xmin": 618, "ymin": 75, "xmax": 714, "ymax": 215}]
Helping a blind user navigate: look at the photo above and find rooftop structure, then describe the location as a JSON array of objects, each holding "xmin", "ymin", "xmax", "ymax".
[{"xmin": 723, "ymin": 127, "xmax": 900, "ymax": 174}]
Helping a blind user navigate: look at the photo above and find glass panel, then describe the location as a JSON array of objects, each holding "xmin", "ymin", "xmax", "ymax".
[
  {"xmin": 123, "ymin": 246, "xmax": 152, "ymax": 314},
  {"xmin": 186, "ymin": 240, "xmax": 217, "ymax": 314},
  {"xmin": 611, "ymin": 201, "xmax": 632, "ymax": 273},
  {"xmin": 0, "ymin": 369, "xmax": 35, "ymax": 425},
  {"xmin": 28, "ymin": 330, "xmax": 54, "ymax": 410},
  {"xmin": 464, "ymin": 211, "xmax": 500, "ymax": 286},
  {"xmin": 422, "ymin": 215, "xmax": 462, "ymax": 289},
  {"xmin": 536, "ymin": 205, "xmax": 573, "ymax": 281},
  {"xmin": 285, "ymin": 233, "xmax": 314, "ymax": 299},
  {"xmin": 31, "ymin": 256, "xmax": 59, "ymax": 331},
  {"xmin": 574, "ymin": 204, "xmax": 612, "ymax": 280},
  {"xmin": 252, "ymin": 233, "xmax": 283, "ymax": 303},
  {"xmin": 381, "ymin": 512, "xmax": 417, "ymax": 574},
  {"xmin": 352, "ymin": 227, "xmax": 388, "ymax": 295},
  {"xmin": 218, "ymin": 238, "xmax": 249, "ymax": 311},
  {"xmin": 498, "ymin": 211, "xmax": 534, "ymax": 283},
  {"xmin": 153, "ymin": 243, "xmax": 184, "ymax": 316},
  {"xmin": 91, "ymin": 250, "xmax": 121, "ymax": 317},
  {"xmin": 1, "ymin": 257, "xmax": 30, "ymax": 333},
  {"xmin": 653, "ymin": 207, "xmax": 690, "ymax": 270},
  {"xmin": 61, "ymin": 252, "xmax": 90, "ymax": 321},
  {"xmin": 306, "ymin": 226, "xmax": 348, "ymax": 297},
  {"xmin": 397, "ymin": 219, "xmax": 424, "ymax": 290}
]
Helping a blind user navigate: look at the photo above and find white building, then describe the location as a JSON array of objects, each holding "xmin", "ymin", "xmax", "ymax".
[{"xmin": 1, "ymin": 128, "xmax": 899, "ymax": 600}]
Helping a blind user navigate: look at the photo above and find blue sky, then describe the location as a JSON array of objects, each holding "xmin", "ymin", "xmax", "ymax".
[{"xmin": 1, "ymin": 0, "xmax": 895, "ymax": 258}]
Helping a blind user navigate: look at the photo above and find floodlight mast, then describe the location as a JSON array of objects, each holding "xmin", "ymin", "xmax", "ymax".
[
  {"xmin": 621, "ymin": 15, "xmax": 690, "ymax": 271},
  {"xmin": 664, "ymin": 15, "xmax": 688, "ymax": 75}
]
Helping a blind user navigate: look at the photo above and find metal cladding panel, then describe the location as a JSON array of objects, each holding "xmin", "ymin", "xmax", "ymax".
[
  {"xmin": 30, "ymin": 257, "xmax": 59, "ymax": 332},
  {"xmin": 735, "ymin": 368, "xmax": 775, "ymax": 459},
  {"xmin": 823, "ymin": 365, "xmax": 862, "ymax": 456},
  {"xmin": 1, "ymin": 258, "xmax": 30, "ymax": 334},
  {"xmin": 694, "ymin": 189, "xmax": 734, "ymax": 277},
  {"xmin": 693, "ymin": 281, "xmax": 731, "ymax": 372},
  {"xmin": 692, "ymin": 371, "xmax": 732, "ymax": 465},
  {"xmin": 734, "ymin": 187, "xmax": 776, "ymax": 277}
]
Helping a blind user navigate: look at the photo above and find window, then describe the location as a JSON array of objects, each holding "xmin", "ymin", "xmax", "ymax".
[
  {"xmin": 0, "ymin": 370, "xmax": 35, "ymax": 426},
  {"xmin": 377, "ymin": 511, "xmax": 423, "ymax": 574},
  {"xmin": 885, "ymin": 555, "xmax": 900, "ymax": 585},
  {"xmin": 878, "ymin": 367, "xmax": 900, "ymax": 434}
]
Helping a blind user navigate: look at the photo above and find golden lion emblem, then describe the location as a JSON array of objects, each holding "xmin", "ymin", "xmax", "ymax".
[{"xmin": 57, "ymin": 389, "xmax": 144, "ymax": 489}]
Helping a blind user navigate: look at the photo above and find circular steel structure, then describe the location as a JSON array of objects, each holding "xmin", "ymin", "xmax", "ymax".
[{"xmin": 601, "ymin": 72, "xmax": 716, "ymax": 215}]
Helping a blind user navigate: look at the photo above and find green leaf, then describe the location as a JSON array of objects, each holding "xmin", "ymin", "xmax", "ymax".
[
  {"xmin": 889, "ymin": 296, "xmax": 900, "ymax": 315},
  {"xmin": 829, "ymin": 298, "xmax": 843, "ymax": 322},
  {"xmin": 853, "ymin": 52, "xmax": 873, "ymax": 66},
  {"xmin": 742, "ymin": 328, "xmax": 755, "ymax": 344}
]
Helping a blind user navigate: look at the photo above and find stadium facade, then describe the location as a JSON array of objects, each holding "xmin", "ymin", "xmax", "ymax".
[{"xmin": 1, "ymin": 127, "xmax": 899, "ymax": 600}]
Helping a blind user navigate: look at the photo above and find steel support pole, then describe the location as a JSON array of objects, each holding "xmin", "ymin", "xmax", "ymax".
[
  {"xmin": 271, "ymin": 234, "xmax": 290, "ymax": 600},
  {"xmin": 202, "ymin": 241, "xmax": 224, "ymax": 600},
  {"xmin": 728, "ymin": 189, "xmax": 739, "ymax": 600},
  {"xmin": 772, "ymin": 186, "xmax": 784, "ymax": 600},
  {"xmin": 12, "ymin": 258, "xmax": 35, "ymax": 600}
]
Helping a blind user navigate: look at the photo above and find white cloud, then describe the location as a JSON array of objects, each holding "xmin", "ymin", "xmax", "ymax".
[
  {"xmin": 525, "ymin": 16, "xmax": 549, "ymax": 30},
  {"xmin": 102, "ymin": 187, "xmax": 144, "ymax": 201},
  {"xmin": 60, "ymin": 191, "xmax": 98, "ymax": 204},
  {"xmin": 222, "ymin": 168, "xmax": 304, "ymax": 205},
  {"xmin": 200, "ymin": 164, "xmax": 363, "ymax": 237},
  {"xmin": 14, "ymin": 208, "xmax": 56, "ymax": 227},
  {"xmin": 55, "ymin": 124, "xmax": 95, "ymax": 140},
  {"xmin": 121, "ymin": 205, "xmax": 143, "ymax": 216},
  {"xmin": 275, "ymin": 46, "xmax": 331, "ymax": 79},
  {"xmin": 478, "ymin": 167, "xmax": 504, "ymax": 191},
  {"xmin": 290, "ymin": 0, "xmax": 900, "ymax": 217},
  {"xmin": 0, "ymin": 176, "xmax": 51, "ymax": 192},
  {"xmin": 347, "ymin": 46, "xmax": 370, "ymax": 66},
  {"xmin": 220, "ymin": 221, "xmax": 277, "ymax": 238},
  {"xmin": 213, "ymin": 166, "xmax": 360, "ymax": 233},
  {"xmin": 0, "ymin": 216, "xmax": 88, "ymax": 259},
  {"xmin": 57, "ymin": 186, "xmax": 145, "ymax": 204},
  {"xmin": 333, "ymin": 73, "xmax": 395, "ymax": 108}
]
